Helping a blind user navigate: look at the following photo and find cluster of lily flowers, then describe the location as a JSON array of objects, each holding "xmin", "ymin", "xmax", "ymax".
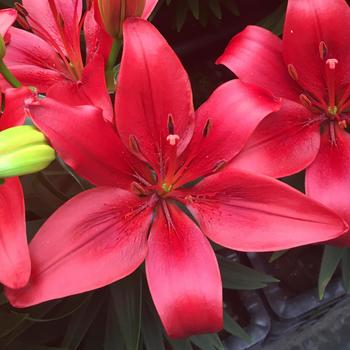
[{"xmin": 0, "ymin": 0, "xmax": 349, "ymax": 339}]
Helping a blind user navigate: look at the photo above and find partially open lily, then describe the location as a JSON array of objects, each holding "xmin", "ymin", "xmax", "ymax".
[
  {"xmin": 5, "ymin": 19, "xmax": 348, "ymax": 338},
  {"xmin": 218, "ymin": 0, "xmax": 350, "ymax": 244}
]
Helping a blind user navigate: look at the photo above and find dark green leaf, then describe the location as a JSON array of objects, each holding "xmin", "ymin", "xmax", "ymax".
[
  {"xmin": 104, "ymin": 300, "xmax": 125, "ymax": 350},
  {"xmin": 207, "ymin": 0, "xmax": 222, "ymax": 19},
  {"xmin": 187, "ymin": 0, "xmax": 199, "ymax": 19},
  {"xmin": 110, "ymin": 269, "xmax": 142, "ymax": 350},
  {"xmin": 223, "ymin": 311, "xmax": 250, "ymax": 343},
  {"xmin": 176, "ymin": 0, "xmax": 189, "ymax": 31},
  {"xmin": 167, "ymin": 338, "xmax": 193, "ymax": 350},
  {"xmin": 190, "ymin": 334, "xmax": 224, "ymax": 350},
  {"xmin": 0, "ymin": 310, "xmax": 28, "ymax": 338},
  {"xmin": 269, "ymin": 249, "xmax": 288, "ymax": 263},
  {"xmin": 318, "ymin": 245, "xmax": 345, "ymax": 299},
  {"xmin": 258, "ymin": 1, "xmax": 287, "ymax": 36},
  {"xmin": 221, "ymin": 0, "xmax": 239, "ymax": 16},
  {"xmin": 61, "ymin": 292, "xmax": 103, "ymax": 350},
  {"xmin": 341, "ymin": 249, "xmax": 350, "ymax": 292},
  {"xmin": 219, "ymin": 256, "xmax": 278, "ymax": 290}
]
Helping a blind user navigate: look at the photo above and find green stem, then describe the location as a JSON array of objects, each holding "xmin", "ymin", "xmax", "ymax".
[
  {"xmin": 106, "ymin": 37, "xmax": 122, "ymax": 72},
  {"xmin": 0, "ymin": 60, "xmax": 22, "ymax": 88}
]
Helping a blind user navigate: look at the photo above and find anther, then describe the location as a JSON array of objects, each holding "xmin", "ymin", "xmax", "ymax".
[
  {"xmin": 129, "ymin": 135, "xmax": 141, "ymax": 153},
  {"xmin": 203, "ymin": 118, "xmax": 213, "ymax": 137},
  {"xmin": 167, "ymin": 113, "xmax": 175, "ymax": 135},
  {"xmin": 185, "ymin": 194, "xmax": 193, "ymax": 203},
  {"xmin": 212, "ymin": 160, "xmax": 226, "ymax": 172},
  {"xmin": 338, "ymin": 120, "xmax": 347, "ymax": 129},
  {"xmin": 299, "ymin": 94, "xmax": 313, "ymax": 108},
  {"xmin": 319, "ymin": 41, "xmax": 328, "ymax": 60},
  {"xmin": 287, "ymin": 64, "xmax": 298, "ymax": 81},
  {"xmin": 326, "ymin": 58, "xmax": 338, "ymax": 70},
  {"xmin": 166, "ymin": 134, "xmax": 180, "ymax": 146}
]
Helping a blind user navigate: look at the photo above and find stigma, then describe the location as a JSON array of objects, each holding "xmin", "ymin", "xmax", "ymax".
[
  {"xmin": 326, "ymin": 58, "xmax": 338, "ymax": 70},
  {"xmin": 166, "ymin": 134, "xmax": 180, "ymax": 146}
]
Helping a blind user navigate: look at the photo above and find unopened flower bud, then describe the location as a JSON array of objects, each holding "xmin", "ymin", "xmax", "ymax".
[
  {"xmin": 0, "ymin": 34, "xmax": 6, "ymax": 60},
  {"xmin": 96, "ymin": 0, "xmax": 146, "ymax": 37},
  {"xmin": 0, "ymin": 125, "xmax": 55, "ymax": 178}
]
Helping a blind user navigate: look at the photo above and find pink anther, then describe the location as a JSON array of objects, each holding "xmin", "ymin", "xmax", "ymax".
[
  {"xmin": 166, "ymin": 134, "xmax": 180, "ymax": 146},
  {"xmin": 326, "ymin": 58, "xmax": 338, "ymax": 70}
]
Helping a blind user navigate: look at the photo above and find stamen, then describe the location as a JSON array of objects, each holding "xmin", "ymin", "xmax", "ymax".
[
  {"xmin": 326, "ymin": 58, "xmax": 338, "ymax": 70},
  {"xmin": 167, "ymin": 113, "xmax": 175, "ymax": 135},
  {"xmin": 129, "ymin": 134, "xmax": 141, "ymax": 153},
  {"xmin": 14, "ymin": 3, "xmax": 29, "ymax": 17},
  {"xmin": 299, "ymin": 94, "xmax": 312, "ymax": 108},
  {"xmin": 319, "ymin": 41, "xmax": 328, "ymax": 60},
  {"xmin": 328, "ymin": 105, "xmax": 338, "ymax": 116},
  {"xmin": 203, "ymin": 118, "xmax": 213, "ymax": 137},
  {"xmin": 161, "ymin": 182, "xmax": 173, "ymax": 193},
  {"xmin": 131, "ymin": 181, "xmax": 147, "ymax": 196},
  {"xmin": 287, "ymin": 64, "xmax": 298, "ymax": 81},
  {"xmin": 166, "ymin": 134, "xmax": 180, "ymax": 146}
]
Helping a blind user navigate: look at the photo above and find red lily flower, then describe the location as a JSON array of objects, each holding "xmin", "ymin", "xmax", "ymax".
[
  {"xmin": 5, "ymin": 19, "xmax": 348, "ymax": 338},
  {"xmin": 217, "ymin": 0, "xmax": 350, "ymax": 244},
  {"xmin": 2, "ymin": 1, "xmax": 113, "ymax": 122},
  {"xmin": 0, "ymin": 87, "xmax": 32, "ymax": 289}
]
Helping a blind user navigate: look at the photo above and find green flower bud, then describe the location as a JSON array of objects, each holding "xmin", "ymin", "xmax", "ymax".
[
  {"xmin": 0, "ymin": 125, "xmax": 55, "ymax": 178},
  {"xmin": 0, "ymin": 34, "xmax": 6, "ymax": 60}
]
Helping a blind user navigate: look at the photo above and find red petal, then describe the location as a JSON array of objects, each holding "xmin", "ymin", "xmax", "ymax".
[
  {"xmin": 0, "ymin": 87, "xmax": 32, "ymax": 130},
  {"xmin": 83, "ymin": 6, "xmax": 112, "ymax": 64},
  {"xmin": 5, "ymin": 28, "xmax": 68, "ymax": 91},
  {"xmin": 22, "ymin": 0, "xmax": 82, "ymax": 61},
  {"xmin": 176, "ymin": 80, "xmax": 280, "ymax": 186},
  {"xmin": 217, "ymin": 25, "xmax": 300, "ymax": 101},
  {"xmin": 146, "ymin": 202, "xmax": 222, "ymax": 338},
  {"xmin": 5, "ymin": 187, "xmax": 153, "ymax": 307},
  {"xmin": 47, "ymin": 55, "xmax": 113, "ymax": 123},
  {"xmin": 306, "ymin": 125, "xmax": 350, "ymax": 245},
  {"xmin": 230, "ymin": 99, "xmax": 321, "ymax": 178},
  {"xmin": 142, "ymin": 0, "xmax": 158, "ymax": 18},
  {"xmin": 283, "ymin": 0, "xmax": 350, "ymax": 99},
  {"xmin": 177, "ymin": 169, "xmax": 347, "ymax": 252},
  {"xmin": 0, "ymin": 178, "xmax": 30, "ymax": 289},
  {"xmin": 29, "ymin": 97, "xmax": 136, "ymax": 188},
  {"xmin": 115, "ymin": 18, "xmax": 194, "ymax": 171},
  {"xmin": 0, "ymin": 9, "xmax": 16, "ymax": 37}
]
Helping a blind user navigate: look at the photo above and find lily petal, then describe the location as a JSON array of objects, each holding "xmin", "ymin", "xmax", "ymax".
[
  {"xmin": 47, "ymin": 55, "xmax": 114, "ymax": 123},
  {"xmin": 115, "ymin": 18, "xmax": 194, "ymax": 171},
  {"xmin": 5, "ymin": 187, "xmax": 153, "ymax": 307},
  {"xmin": 306, "ymin": 125, "xmax": 350, "ymax": 245},
  {"xmin": 230, "ymin": 99, "xmax": 321, "ymax": 178},
  {"xmin": 0, "ymin": 87, "xmax": 32, "ymax": 130},
  {"xmin": 0, "ymin": 178, "xmax": 30, "ymax": 289},
  {"xmin": 29, "ymin": 97, "xmax": 135, "ymax": 188},
  {"xmin": 146, "ymin": 203, "xmax": 222, "ymax": 338},
  {"xmin": 0, "ymin": 8, "xmax": 17, "ymax": 37},
  {"xmin": 176, "ymin": 80, "xmax": 280, "ymax": 186},
  {"xmin": 217, "ymin": 25, "xmax": 300, "ymax": 101},
  {"xmin": 178, "ymin": 169, "xmax": 348, "ymax": 251},
  {"xmin": 142, "ymin": 0, "xmax": 159, "ymax": 18},
  {"xmin": 5, "ymin": 27, "xmax": 68, "ymax": 91},
  {"xmin": 283, "ymin": 0, "xmax": 350, "ymax": 99}
]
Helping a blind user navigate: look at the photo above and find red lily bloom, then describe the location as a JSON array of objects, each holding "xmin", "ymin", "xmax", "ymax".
[
  {"xmin": 217, "ymin": 0, "xmax": 350, "ymax": 244},
  {"xmin": 5, "ymin": 19, "xmax": 348, "ymax": 338},
  {"xmin": 2, "ymin": 1, "xmax": 113, "ymax": 122},
  {"xmin": 0, "ymin": 86, "xmax": 32, "ymax": 289}
]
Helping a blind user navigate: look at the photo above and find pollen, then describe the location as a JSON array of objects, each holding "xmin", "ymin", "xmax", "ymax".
[
  {"xmin": 326, "ymin": 58, "xmax": 338, "ymax": 70},
  {"xmin": 166, "ymin": 134, "xmax": 180, "ymax": 146}
]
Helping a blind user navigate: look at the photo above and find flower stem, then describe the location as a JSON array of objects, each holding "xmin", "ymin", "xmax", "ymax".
[
  {"xmin": 105, "ymin": 37, "xmax": 122, "ymax": 91},
  {"xmin": 0, "ymin": 60, "xmax": 22, "ymax": 88}
]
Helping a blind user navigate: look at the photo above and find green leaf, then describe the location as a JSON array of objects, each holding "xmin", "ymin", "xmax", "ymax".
[
  {"xmin": 61, "ymin": 292, "xmax": 103, "ymax": 350},
  {"xmin": 142, "ymin": 288, "xmax": 165, "ymax": 350},
  {"xmin": 176, "ymin": 0, "xmax": 189, "ymax": 31},
  {"xmin": 219, "ymin": 256, "xmax": 278, "ymax": 290},
  {"xmin": 318, "ymin": 245, "xmax": 345, "ymax": 299},
  {"xmin": 269, "ymin": 249, "xmax": 288, "ymax": 263},
  {"xmin": 221, "ymin": 0, "xmax": 239, "ymax": 16},
  {"xmin": 110, "ymin": 269, "xmax": 142, "ymax": 350},
  {"xmin": 104, "ymin": 300, "xmax": 125, "ymax": 350},
  {"xmin": 207, "ymin": 0, "xmax": 222, "ymax": 19},
  {"xmin": 341, "ymin": 249, "xmax": 350, "ymax": 292},
  {"xmin": 223, "ymin": 311, "xmax": 250, "ymax": 343},
  {"xmin": 187, "ymin": 0, "xmax": 199, "ymax": 19},
  {"xmin": 0, "ymin": 310, "xmax": 28, "ymax": 338},
  {"xmin": 190, "ymin": 334, "xmax": 224, "ymax": 350},
  {"xmin": 167, "ymin": 338, "xmax": 193, "ymax": 350},
  {"xmin": 258, "ymin": 1, "xmax": 287, "ymax": 36}
]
